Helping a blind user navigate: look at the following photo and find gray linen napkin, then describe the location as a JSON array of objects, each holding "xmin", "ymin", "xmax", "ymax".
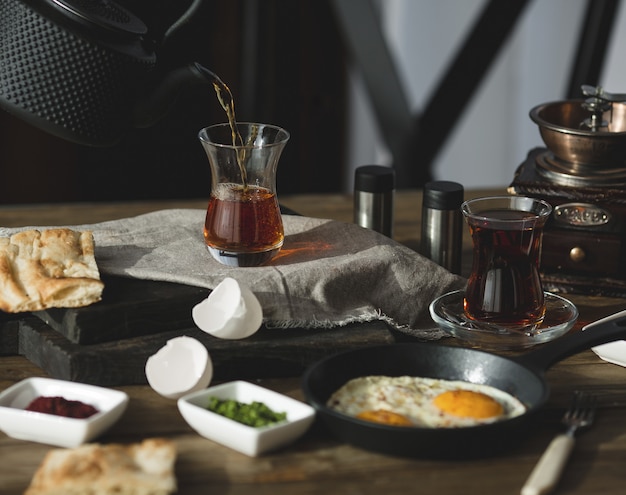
[{"xmin": 7, "ymin": 209, "xmax": 466, "ymax": 339}]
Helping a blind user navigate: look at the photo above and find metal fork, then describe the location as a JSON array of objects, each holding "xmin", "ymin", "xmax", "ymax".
[{"xmin": 521, "ymin": 391, "xmax": 597, "ymax": 495}]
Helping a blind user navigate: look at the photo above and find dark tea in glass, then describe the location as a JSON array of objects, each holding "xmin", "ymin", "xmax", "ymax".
[
  {"xmin": 199, "ymin": 123, "xmax": 290, "ymax": 267},
  {"xmin": 462, "ymin": 196, "xmax": 552, "ymax": 329},
  {"xmin": 203, "ymin": 183, "xmax": 284, "ymax": 266}
]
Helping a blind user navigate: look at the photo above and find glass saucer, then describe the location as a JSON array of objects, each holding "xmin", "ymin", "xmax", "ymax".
[{"xmin": 429, "ymin": 290, "xmax": 579, "ymax": 351}]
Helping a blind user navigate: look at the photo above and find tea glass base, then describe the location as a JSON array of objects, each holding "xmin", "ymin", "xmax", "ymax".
[
  {"xmin": 207, "ymin": 245, "xmax": 281, "ymax": 267},
  {"xmin": 429, "ymin": 290, "xmax": 579, "ymax": 351}
]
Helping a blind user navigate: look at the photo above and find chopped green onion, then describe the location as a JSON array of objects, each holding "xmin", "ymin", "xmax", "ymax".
[{"xmin": 206, "ymin": 396, "xmax": 287, "ymax": 427}]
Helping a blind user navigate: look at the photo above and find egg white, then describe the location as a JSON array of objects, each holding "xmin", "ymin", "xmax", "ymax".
[{"xmin": 327, "ymin": 375, "xmax": 526, "ymax": 428}]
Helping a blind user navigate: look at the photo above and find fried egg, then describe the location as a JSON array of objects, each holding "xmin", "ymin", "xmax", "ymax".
[{"xmin": 327, "ymin": 375, "xmax": 526, "ymax": 428}]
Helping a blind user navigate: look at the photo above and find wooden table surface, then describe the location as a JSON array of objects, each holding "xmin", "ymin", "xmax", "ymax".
[{"xmin": 2, "ymin": 190, "xmax": 626, "ymax": 495}]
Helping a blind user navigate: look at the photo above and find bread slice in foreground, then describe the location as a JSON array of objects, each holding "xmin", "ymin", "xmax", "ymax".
[
  {"xmin": 25, "ymin": 438, "xmax": 177, "ymax": 495},
  {"xmin": 0, "ymin": 228, "xmax": 104, "ymax": 313}
]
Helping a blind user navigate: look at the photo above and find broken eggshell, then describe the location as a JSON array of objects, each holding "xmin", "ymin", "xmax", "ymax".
[
  {"xmin": 192, "ymin": 277, "xmax": 263, "ymax": 340},
  {"xmin": 145, "ymin": 336, "xmax": 213, "ymax": 400}
]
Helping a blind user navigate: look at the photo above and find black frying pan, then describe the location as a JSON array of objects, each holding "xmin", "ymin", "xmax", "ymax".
[{"xmin": 301, "ymin": 312, "xmax": 626, "ymax": 459}]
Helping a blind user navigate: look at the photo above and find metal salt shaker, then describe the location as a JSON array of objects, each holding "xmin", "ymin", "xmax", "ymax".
[
  {"xmin": 354, "ymin": 165, "xmax": 395, "ymax": 237},
  {"xmin": 420, "ymin": 181, "xmax": 464, "ymax": 274}
]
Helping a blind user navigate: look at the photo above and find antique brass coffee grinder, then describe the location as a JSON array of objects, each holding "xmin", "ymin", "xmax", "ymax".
[{"xmin": 509, "ymin": 86, "xmax": 626, "ymax": 297}]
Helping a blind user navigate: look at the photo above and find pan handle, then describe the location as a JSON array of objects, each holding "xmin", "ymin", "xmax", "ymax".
[{"xmin": 515, "ymin": 310, "xmax": 626, "ymax": 372}]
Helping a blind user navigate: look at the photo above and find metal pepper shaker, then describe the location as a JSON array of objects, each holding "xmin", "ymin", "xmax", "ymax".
[
  {"xmin": 354, "ymin": 165, "xmax": 395, "ymax": 237},
  {"xmin": 420, "ymin": 180, "xmax": 464, "ymax": 274}
]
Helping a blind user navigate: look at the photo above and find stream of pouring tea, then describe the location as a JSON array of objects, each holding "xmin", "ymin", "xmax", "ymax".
[
  {"xmin": 211, "ymin": 76, "xmax": 249, "ymax": 190},
  {"xmin": 195, "ymin": 63, "xmax": 258, "ymax": 189},
  {"xmin": 198, "ymin": 64, "xmax": 284, "ymax": 266}
]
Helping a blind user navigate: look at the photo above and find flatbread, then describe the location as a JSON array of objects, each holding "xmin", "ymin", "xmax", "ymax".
[
  {"xmin": 25, "ymin": 438, "xmax": 177, "ymax": 495},
  {"xmin": 0, "ymin": 229, "xmax": 104, "ymax": 313}
]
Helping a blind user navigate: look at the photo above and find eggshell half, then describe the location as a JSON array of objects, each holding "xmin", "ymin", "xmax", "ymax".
[
  {"xmin": 192, "ymin": 277, "xmax": 263, "ymax": 339},
  {"xmin": 145, "ymin": 336, "xmax": 213, "ymax": 399}
]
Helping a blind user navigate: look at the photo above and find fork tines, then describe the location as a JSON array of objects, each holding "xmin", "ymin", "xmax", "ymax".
[{"xmin": 563, "ymin": 390, "xmax": 597, "ymax": 431}]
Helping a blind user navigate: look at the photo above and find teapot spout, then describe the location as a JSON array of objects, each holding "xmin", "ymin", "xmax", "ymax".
[{"xmin": 133, "ymin": 62, "xmax": 220, "ymax": 128}]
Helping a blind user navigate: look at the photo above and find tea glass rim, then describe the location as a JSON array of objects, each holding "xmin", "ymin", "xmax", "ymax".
[
  {"xmin": 461, "ymin": 195, "xmax": 552, "ymax": 222},
  {"xmin": 198, "ymin": 122, "xmax": 290, "ymax": 150}
]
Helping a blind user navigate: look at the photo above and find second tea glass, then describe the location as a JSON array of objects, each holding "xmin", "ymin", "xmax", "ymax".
[
  {"xmin": 199, "ymin": 122, "xmax": 290, "ymax": 267},
  {"xmin": 461, "ymin": 195, "xmax": 553, "ymax": 330}
]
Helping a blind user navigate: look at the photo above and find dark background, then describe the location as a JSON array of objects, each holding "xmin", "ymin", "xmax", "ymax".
[{"xmin": 0, "ymin": 0, "xmax": 347, "ymax": 204}]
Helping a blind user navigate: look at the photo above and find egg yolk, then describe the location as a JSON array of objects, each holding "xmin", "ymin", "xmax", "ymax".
[
  {"xmin": 356, "ymin": 409, "xmax": 413, "ymax": 426},
  {"xmin": 433, "ymin": 390, "xmax": 504, "ymax": 419}
]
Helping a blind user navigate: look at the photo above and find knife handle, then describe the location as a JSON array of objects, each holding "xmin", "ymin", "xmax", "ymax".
[{"xmin": 521, "ymin": 434, "xmax": 575, "ymax": 495}]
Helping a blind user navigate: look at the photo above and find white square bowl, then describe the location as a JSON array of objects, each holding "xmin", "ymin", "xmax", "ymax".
[
  {"xmin": 0, "ymin": 377, "xmax": 129, "ymax": 448},
  {"xmin": 177, "ymin": 380, "xmax": 315, "ymax": 456}
]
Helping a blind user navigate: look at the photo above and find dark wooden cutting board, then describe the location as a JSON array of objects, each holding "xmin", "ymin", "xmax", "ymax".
[
  {"xmin": 34, "ymin": 276, "xmax": 209, "ymax": 345},
  {"xmin": 4, "ymin": 276, "xmax": 398, "ymax": 386},
  {"xmin": 0, "ymin": 314, "xmax": 20, "ymax": 356},
  {"xmin": 19, "ymin": 317, "xmax": 396, "ymax": 386}
]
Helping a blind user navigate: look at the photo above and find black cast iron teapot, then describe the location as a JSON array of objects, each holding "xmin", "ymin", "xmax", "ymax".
[{"xmin": 0, "ymin": 0, "xmax": 218, "ymax": 146}]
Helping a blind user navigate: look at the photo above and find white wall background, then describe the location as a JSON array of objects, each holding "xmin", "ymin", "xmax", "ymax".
[{"xmin": 343, "ymin": 0, "xmax": 626, "ymax": 190}]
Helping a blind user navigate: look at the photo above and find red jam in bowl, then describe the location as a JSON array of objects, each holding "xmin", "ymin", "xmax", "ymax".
[{"xmin": 25, "ymin": 396, "xmax": 99, "ymax": 419}]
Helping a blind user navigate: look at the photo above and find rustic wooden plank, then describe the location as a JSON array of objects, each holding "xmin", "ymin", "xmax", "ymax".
[
  {"xmin": 18, "ymin": 317, "xmax": 397, "ymax": 386},
  {"xmin": 0, "ymin": 314, "xmax": 20, "ymax": 356},
  {"xmin": 34, "ymin": 276, "xmax": 208, "ymax": 345}
]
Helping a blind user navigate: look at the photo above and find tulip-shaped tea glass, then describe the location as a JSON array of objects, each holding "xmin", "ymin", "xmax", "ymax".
[
  {"xmin": 199, "ymin": 122, "xmax": 290, "ymax": 267},
  {"xmin": 461, "ymin": 196, "xmax": 553, "ymax": 330}
]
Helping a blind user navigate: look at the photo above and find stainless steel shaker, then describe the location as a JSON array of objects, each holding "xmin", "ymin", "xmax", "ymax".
[
  {"xmin": 354, "ymin": 165, "xmax": 395, "ymax": 237},
  {"xmin": 420, "ymin": 181, "xmax": 464, "ymax": 274}
]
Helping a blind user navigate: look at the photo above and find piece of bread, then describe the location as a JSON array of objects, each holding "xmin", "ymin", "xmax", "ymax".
[
  {"xmin": 25, "ymin": 438, "xmax": 177, "ymax": 495},
  {"xmin": 0, "ymin": 228, "xmax": 104, "ymax": 312}
]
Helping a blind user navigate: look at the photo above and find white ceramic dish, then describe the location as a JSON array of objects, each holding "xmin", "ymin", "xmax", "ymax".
[
  {"xmin": 178, "ymin": 380, "xmax": 315, "ymax": 456},
  {"xmin": 0, "ymin": 377, "xmax": 129, "ymax": 447},
  {"xmin": 588, "ymin": 309, "xmax": 626, "ymax": 367}
]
